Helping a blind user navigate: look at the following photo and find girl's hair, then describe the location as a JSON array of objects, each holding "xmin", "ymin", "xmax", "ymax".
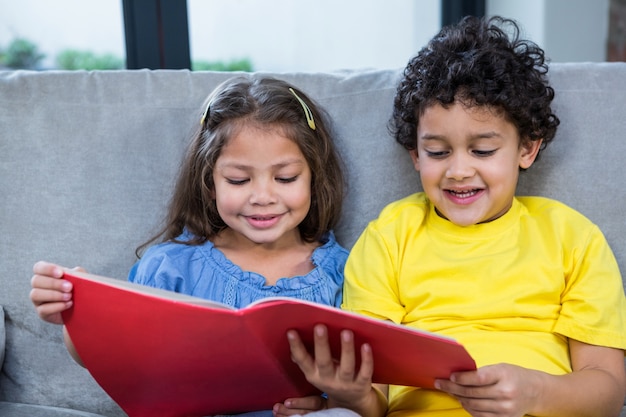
[
  {"xmin": 390, "ymin": 15, "xmax": 560, "ymax": 157},
  {"xmin": 137, "ymin": 76, "xmax": 344, "ymax": 255}
]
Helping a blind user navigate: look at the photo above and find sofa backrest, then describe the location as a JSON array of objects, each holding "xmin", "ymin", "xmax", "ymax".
[{"xmin": 0, "ymin": 64, "xmax": 625, "ymax": 415}]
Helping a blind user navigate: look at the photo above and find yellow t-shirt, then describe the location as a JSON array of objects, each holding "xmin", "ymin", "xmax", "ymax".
[{"xmin": 343, "ymin": 193, "xmax": 626, "ymax": 417}]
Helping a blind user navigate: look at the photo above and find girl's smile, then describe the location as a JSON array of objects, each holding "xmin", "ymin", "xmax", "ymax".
[
  {"xmin": 212, "ymin": 124, "xmax": 312, "ymax": 248},
  {"xmin": 244, "ymin": 213, "xmax": 283, "ymax": 229}
]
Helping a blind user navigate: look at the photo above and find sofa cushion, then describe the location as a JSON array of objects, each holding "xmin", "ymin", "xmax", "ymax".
[{"xmin": 0, "ymin": 402, "xmax": 109, "ymax": 417}]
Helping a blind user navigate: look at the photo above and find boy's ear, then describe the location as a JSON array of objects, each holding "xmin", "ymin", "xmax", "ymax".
[
  {"xmin": 519, "ymin": 139, "xmax": 543, "ymax": 169},
  {"xmin": 408, "ymin": 149, "xmax": 420, "ymax": 172}
]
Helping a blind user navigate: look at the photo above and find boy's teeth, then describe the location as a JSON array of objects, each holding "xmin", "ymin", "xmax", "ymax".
[{"xmin": 451, "ymin": 190, "xmax": 477, "ymax": 198}]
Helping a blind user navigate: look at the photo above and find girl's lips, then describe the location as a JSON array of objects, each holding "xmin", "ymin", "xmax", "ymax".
[
  {"xmin": 445, "ymin": 188, "xmax": 484, "ymax": 205},
  {"xmin": 245, "ymin": 214, "xmax": 282, "ymax": 229}
]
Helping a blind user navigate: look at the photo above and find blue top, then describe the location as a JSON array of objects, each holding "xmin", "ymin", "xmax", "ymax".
[{"xmin": 128, "ymin": 231, "xmax": 347, "ymax": 309}]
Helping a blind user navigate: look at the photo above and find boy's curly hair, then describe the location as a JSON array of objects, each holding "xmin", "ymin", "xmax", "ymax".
[{"xmin": 390, "ymin": 15, "xmax": 559, "ymax": 155}]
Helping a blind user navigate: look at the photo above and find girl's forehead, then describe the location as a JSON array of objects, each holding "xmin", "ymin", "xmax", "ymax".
[
  {"xmin": 226, "ymin": 120, "xmax": 294, "ymax": 141},
  {"xmin": 219, "ymin": 125, "xmax": 304, "ymax": 157}
]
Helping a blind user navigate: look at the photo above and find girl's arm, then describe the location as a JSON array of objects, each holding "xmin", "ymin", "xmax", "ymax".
[
  {"xmin": 63, "ymin": 325, "xmax": 85, "ymax": 367},
  {"xmin": 436, "ymin": 340, "xmax": 626, "ymax": 417},
  {"xmin": 31, "ymin": 261, "xmax": 86, "ymax": 367},
  {"xmin": 30, "ymin": 261, "xmax": 74, "ymax": 325}
]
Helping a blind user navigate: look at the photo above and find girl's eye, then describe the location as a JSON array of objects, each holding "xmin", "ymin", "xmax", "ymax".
[
  {"xmin": 226, "ymin": 178, "xmax": 249, "ymax": 185},
  {"xmin": 276, "ymin": 176, "xmax": 298, "ymax": 184},
  {"xmin": 425, "ymin": 150, "xmax": 448, "ymax": 159}
]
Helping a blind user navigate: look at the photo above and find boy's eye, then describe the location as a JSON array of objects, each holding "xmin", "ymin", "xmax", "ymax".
[
  {"xmin": 473, "ymin": 149, "xmax": 496, "ymax": 157},
  {"xmin": 276, "ymin": 175, "xmax": 298, "ymax": 183}
]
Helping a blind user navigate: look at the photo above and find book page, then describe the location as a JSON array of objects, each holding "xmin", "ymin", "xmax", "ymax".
[{"xmin": 63, "ymin": 269, "xmax": 234, "ymax": 310}]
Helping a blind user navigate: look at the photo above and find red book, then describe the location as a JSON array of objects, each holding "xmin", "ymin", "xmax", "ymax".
[{"xmin": 61, "ymin": 270, "xmax": 476, "ymax": 417}]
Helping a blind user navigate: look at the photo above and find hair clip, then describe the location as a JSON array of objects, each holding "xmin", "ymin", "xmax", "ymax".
[
  {"xmin": 289, "ymin": 88, "xmax": 316, "ymax": 131},
  {"xmin": 200, "ymin": 99, "xmax": 212, "ymax": 127}
]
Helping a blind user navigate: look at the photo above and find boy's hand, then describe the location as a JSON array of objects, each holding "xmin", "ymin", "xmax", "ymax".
[
  {"xmin": 30, "ymin": 261, "xmax": 82, "ymax": 325},
  {"xmin": 435, "ymin": 363, "xmax": 539, "ymax": 417}
]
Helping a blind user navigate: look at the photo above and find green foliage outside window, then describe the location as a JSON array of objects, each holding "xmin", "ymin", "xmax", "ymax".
[
  {"xmin": 56, "ymin": 50, "xmax": 124, "ymax": 70},
  {"xmin": 0, "ymin": 38, "xmax": 45, "ymax": 69},
  {"xmin": 1, "ymin": 37, "xmax": 253, "ymax": 71},
  {"xmin": 192, "ymin": 58, "xmax": 253, "ymax": 72}
]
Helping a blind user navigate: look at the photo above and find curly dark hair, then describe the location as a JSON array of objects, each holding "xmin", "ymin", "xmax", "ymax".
[
  {"xmin": 390, "ymin": 15, "xmax": 559, "ymax": 156},
  {"xmin": 137, "ymin": 76, "xmax": 345, "ymax": 255}
]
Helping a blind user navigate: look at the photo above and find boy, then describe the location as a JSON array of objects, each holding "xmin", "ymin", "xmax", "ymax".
[{"xmin": 280, "ymin": 15, "xmax": 626, "ymax": 417}]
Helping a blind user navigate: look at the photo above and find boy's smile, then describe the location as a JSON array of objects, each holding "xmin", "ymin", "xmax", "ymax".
[{"xmin": 410, "ymin": 102, "xmax": 541, "ymax": 226}]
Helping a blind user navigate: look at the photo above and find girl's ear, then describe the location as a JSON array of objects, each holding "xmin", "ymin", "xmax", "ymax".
[
  {"xmin": 519, "ymin": 139, "xmax": 543, "ymax": 169},
  {"xmin": 408, "ymin": 149, "xmax": 420, "ymax": 172}
]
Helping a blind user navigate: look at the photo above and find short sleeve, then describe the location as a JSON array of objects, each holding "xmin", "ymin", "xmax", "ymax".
[
  {"xmin": 342, "ymin": 221, "xmax": 406, "ymax": 323},
  {"xmin": 555, "ymin": 224, "xmax": 626, "ymax": 349}
]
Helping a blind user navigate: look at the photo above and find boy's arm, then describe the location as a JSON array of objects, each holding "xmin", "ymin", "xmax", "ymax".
[
  {"xmin": 535, "ymin": 340, "xmax": 625, "ymax": 417},
  {"xmin": 436, "ymin": 340, "xmax": 625, "ymax": 417}
]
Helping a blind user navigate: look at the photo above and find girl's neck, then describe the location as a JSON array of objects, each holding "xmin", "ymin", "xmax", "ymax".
[{"xmin": 212, "ymin": 228, "xmax": 320, "ymax": 285}]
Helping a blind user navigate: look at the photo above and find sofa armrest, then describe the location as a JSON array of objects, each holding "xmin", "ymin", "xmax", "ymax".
[{"xmin": 0, "ymin": 306, "xmax": 5, "ymax": 371}]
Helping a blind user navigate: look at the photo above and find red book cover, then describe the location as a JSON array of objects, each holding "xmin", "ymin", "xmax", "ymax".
[{"xmin": 61, "ymin": 270, "xmax": 476, "ymax": 417}]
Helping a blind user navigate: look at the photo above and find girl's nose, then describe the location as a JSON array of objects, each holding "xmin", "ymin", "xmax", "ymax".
[{"xmin": 249, "ymin": 180, "xmax": 277, "ymax": 205}]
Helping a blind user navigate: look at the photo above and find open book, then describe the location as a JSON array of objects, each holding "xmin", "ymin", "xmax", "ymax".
[{"xmin": 61, "ymin": 270, "xmax": 476, "ymax": 417}]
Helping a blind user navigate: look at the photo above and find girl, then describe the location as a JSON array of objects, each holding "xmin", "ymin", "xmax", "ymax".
[{"xmin": 30, "ymin": 76, "xmax": 348, "ymax": 416}]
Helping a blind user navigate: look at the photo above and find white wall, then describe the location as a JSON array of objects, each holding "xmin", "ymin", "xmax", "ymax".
[
  {"xmin": 487, "ymin": 0, "xmax": 610, "ymax": 62},
  {"xmin": 187, "ymin": 0, "xmax": 440, "ymax": 72},
  {"xmin": 0, "ymin": 0, "xmax": 611, "ymax": 71}
]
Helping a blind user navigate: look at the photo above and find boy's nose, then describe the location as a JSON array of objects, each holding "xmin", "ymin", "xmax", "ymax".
[{"xmin": 446, "ymin": 154, "xmax": 475, "ymax": 180}]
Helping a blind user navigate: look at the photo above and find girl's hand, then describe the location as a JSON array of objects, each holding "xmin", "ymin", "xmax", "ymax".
[
  {"xmin": 286, "ymin": 324, "xmax": 386, "ymax": 417},
  {"xmin": 434, "ymin": 363, "xmax": 540, "ymax": 417},
  {"xmin": 272, "ymin": 395, "xmax": 326, "ymax": 417},
  {"xmin": 30, "ymin": 261, "xmax": 82, "ymax": 325}
]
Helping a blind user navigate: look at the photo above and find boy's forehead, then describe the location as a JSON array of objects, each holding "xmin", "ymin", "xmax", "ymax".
[
  {"xmin": 420, "ymin": 101, "xmax": 505, "ymax": 120},
  {"xmin": 417, "ymin": 101, "xmax": 520, "ymax": 140}
]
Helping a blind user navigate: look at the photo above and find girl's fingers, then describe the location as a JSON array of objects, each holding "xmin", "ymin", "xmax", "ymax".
[
  {"xmin": 30, "ymin": 287, "xmax": 72, "ymax": 305},
  {"xmin": 336, "ymin": 329, "xmax": 356, "ymax": 382},
  {"xmin": 32, "ymin": 261, "xmax": 64, "ymax": 278},
  {"xmin": 354, "ymin": 342, "xmax": 375, "ymax": 384},
  {"xmin": 287, "ymin": 329, "xmax": 316, "ymax": 373},
  {"xmin": 312, "ymin": 324, "xmax": 336, "ymax": 378},
  {"xmin": 30, "ymin": 274, "xmax": 73, "ymax": 292}
]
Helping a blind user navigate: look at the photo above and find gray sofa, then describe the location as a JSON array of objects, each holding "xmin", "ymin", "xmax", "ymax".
[{"xmin": 0, "ymin": 65, "xmax": 625, "ymax": 417}]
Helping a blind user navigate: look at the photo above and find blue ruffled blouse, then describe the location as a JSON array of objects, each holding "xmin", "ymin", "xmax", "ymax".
[{"xmin": 128, "ymin": 231, "xmax": 347, "ymax": 309}]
